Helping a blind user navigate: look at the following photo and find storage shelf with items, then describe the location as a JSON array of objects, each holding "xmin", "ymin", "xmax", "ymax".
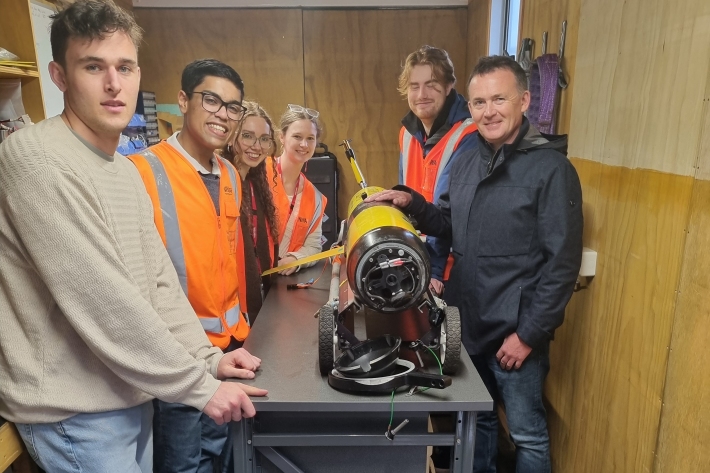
[
  {"xmin": 0, "ymin": 65, "xmax": 40, "ymax": 80},
  {"xmin": 0, "ymin": 0, "xmax": 47, "ymax": 125},
  {"xmin": 118, "ymin": 113, "xmax": 149, "ymax": 156},
  {"xmin": 138, "ymin": 91, "xmax": 160, "ymax": 147},
  {"xmin": 117, "ymin": 91, "xmax": 160, "ymax": 155}
]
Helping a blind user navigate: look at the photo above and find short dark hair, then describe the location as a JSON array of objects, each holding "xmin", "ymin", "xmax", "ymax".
[
  {"xmin": 467, "ymin": 56, "xmax": 528, "ymax": 95},
  {"xmin": 50, "ymin": 0, "xmax": 142, "ymax": 67},
  {"xmin": 181, "ymin": 59, "xmax": 245, "ymax": 99}
]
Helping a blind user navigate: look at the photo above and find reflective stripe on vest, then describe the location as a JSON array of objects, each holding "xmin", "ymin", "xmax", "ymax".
[
  {"xmin": 434, "ymin": 118, "xmax": 474, "ymax": 187},
  {"xmin": 307, "ymin": 187, "xmax": 325, "ymax": 236},
  {"xmin": 401, "ymin": 118, "xmax": 474, "ymax": 201},
  {"xmin": 401, "ymin": 129, "xmax": 413, "ymax": 181},
  {"xmin": 139, "ymin": 149, "xmax": 188, "ymax": 296},
  {"xmin": 218, "ymin": 156, "xmax": 239, "ymax": 206},
  {"xmin": 200, "ymin": 303, "xmax": 241, "ymax": 334}
]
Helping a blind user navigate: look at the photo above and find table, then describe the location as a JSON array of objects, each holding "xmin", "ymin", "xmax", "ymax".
[{"xmin": 233, "ymin": 265, "xmax": 493, "ymax": 473}]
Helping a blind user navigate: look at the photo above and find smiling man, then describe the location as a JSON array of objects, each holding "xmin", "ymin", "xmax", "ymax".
[
  {"xmin": 128, "ymin": 59, "xmax": 252, "ymax": 473},
  {"xmin": 397, "ymin": 46, "xmax": 478, "ymax": 296},
  {"xmin": 0, "ymin": 2, "xmax": 266, "ymax": 472},
  {"xmin": 369, "ymin": 55, "xmax": 583, "ymax": 472}
]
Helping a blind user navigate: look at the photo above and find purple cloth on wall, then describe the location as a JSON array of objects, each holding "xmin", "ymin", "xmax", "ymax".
[{"xmin": 528, "ymin": 54, "xmax": 560, "ymax": 134}]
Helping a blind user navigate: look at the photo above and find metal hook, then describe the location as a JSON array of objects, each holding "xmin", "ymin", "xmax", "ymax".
[
  {"xmin": 542, "ymin": 31, "xmax": 548, "ymax": 55},
  {"xmin": 558, "ymin": 20, "xmax": 569, "ymax": 89},
  {"xmin": 558, "ymin": 20, "xmax": 567, "ymax": 59}
]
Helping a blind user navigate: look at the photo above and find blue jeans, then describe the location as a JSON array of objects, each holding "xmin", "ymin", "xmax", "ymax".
[
  {"xmin": 16, "ymin": 402, "xmax": 153, "ymax": 472},
  {"xmin": 152, "ymin": 399, "xmax": 232, "ymax": 473},
  {"xmin": 470, "ymin": 343, "xmax": 551, "ymax": 473}
]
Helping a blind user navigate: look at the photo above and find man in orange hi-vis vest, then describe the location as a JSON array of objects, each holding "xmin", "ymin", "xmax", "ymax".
[
  {"xmin": 397, "ymin": 46, "xmax": 478, "ymax": 296},
  {"xmin": 129, "ymin": 60, "xmax": 255, "ymax": 473}
]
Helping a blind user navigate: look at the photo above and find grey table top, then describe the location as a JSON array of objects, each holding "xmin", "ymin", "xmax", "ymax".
[{"xmin": 238, "ymin": 264, "xmax": 493, "ymax": 413}]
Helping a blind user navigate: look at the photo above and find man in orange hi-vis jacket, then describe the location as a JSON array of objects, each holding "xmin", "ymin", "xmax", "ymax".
[
  {"xmin": 129, "ymin": 59, "xmax": 254, "ymax": 473},
  {"xmin": 397, "ymin": 45, "xmax": 478, "ymax": 296}
]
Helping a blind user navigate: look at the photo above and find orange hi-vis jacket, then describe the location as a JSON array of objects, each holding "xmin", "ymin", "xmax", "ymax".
[
  {"xmin": 400, "ymin": 118, "xmax": 477, "ymax": 279},
  {"xmin": 128, "ymin": 142, "xmax": 250, "ymax": 349},
  {"xmin": 399, "ymin": 118, "xmax": 478, "ymax": 202},
  {"xmin": 266, "ymin": 157, "xmax": 327, "ymax": 253}
]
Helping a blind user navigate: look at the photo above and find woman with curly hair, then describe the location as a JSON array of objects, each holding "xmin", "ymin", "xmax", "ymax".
[{"xmin": 223, "ymin": 101, "xmax": 279, "ymax": 325}]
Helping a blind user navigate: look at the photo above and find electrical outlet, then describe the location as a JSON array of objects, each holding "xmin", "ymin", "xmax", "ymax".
[{"xmin": 579, "ymin": 247, "xmax": 597, "ymax": 277}]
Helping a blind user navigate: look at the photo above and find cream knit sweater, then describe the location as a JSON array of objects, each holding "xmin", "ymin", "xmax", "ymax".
[{"xmin": 0, "ymin": 117, "xmax": 223, "ymax": 423}]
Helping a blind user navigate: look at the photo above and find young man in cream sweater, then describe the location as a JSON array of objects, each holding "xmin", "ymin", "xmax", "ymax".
[{"xmin": 0, "ymin": 1, "xmax": 266, "ymax": 471}]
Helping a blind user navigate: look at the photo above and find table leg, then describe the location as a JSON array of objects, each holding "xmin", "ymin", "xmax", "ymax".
[
  {"xmin": 232, "ymin": 417, "xmax": 255, "ymax": 473},
  {"xmin": 451, "ymin": 411, "xmax": 477, "ymax": 473}
]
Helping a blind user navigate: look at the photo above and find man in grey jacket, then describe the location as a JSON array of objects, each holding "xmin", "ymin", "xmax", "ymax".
[{"xmin": 368, "ymin": 56, "xmax": 583, "ymax": 473}]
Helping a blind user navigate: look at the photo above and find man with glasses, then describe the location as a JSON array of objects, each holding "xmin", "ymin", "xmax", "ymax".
[{"xmin": 128, "ymin": 59, "xmax": 251, "ymax": 473}]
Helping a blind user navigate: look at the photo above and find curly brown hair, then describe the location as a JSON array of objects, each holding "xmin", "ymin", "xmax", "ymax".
[{"xmin": 223, "ymin": 101, "xmax": 279, "ymax": 241}]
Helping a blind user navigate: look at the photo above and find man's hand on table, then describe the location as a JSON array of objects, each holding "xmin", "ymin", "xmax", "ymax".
[
  {"xmin": 203, "ymin": 382, "xmax": 268, "ymax": 424},
  {"xmin": 217, "ymin": 347, "xmax": 262, "ymax": 380}
]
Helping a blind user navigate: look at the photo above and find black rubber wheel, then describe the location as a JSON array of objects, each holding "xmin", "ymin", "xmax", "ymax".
[
  {"xmin": 318, "ymin": 305, "xmax": 336, "ymax": 375},
  {"xmin": 440, "ymin": 306, "xmax": 462, "ymax": 375}
]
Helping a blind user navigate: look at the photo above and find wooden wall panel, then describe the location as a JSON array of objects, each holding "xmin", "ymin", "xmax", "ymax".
[
  {"xmin": 134, "ymin": 8, "xmax": 305, "ymax": 120},
  {"xmin": 116, "ymin": 0, "xmax": 133, "ymax": 11},
  {"xmin": 518, "ymin": 0, "xmax": 580, "ymax": 135},
  {"xmin": 548, "ymin": 161, "xmax": 693, "ymax": 472},
  {"xmin": 654, "ymin": 182, "xmax": 710, "ymax": 473},
  {"xmin": 654, "ymin": 78, "xmax": 710, "ymax": 473},
  {"xmin": 302, "ymin": 8, "xmax": 468, "ymax": 217},
  {"xmin": 568, "ymin": 0, "xmax": 710, "ymax": 174},
  {"xmin": 466, "ymin": 0, "xmax": 490, "ymax": 75},
  {"xmin": 518, "ymin": 0, "xmax": 710, "ymax": 470}
]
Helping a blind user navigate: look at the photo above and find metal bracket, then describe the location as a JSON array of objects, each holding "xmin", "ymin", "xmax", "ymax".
[{"xmin": 258, "ymin": 447, "xmax": 305, "ymax": 473}]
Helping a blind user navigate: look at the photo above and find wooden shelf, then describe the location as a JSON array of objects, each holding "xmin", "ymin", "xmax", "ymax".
[
  {"xmin": 0, "ymin": 65, "xmax": 40, "ymax": 80},
  {"xmin": 0, "ymin": 421, "xmax": 24, "ymax": 470}
]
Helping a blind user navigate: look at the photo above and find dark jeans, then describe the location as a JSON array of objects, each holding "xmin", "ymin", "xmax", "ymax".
[
  {"xmin": 470, "ymin": 343, "xmax": 551, "ymax": 473},
  {"xmin": 152, "ymin": 399, "xmax": 232, "ymax": 473}
]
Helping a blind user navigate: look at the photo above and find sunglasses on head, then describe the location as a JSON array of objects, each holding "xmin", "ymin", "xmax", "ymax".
[{"xmin": 287, "ymin": 104, "xmax": 319, "ymax": 119}]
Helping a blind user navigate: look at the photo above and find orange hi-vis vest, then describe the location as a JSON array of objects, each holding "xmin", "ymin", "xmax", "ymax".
[
  {"xmin": 400, "ymin": 118, "xmax": 478, "ymax": 202},
  {"xmin": 128, "ymin": 142, "xmax": 250, "ymax": 349},
  {"xmin": 266, "ymin": 157, "xmax": 327, "ymax": 253},
  {"xmin": 400, "ymin": 118, "xmax": 477, "ymax": 279}
]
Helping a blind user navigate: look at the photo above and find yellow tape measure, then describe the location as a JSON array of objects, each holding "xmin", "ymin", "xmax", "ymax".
[{"xmin": 261, "ymin": 246, "xmax": 344, "ymax": 276}]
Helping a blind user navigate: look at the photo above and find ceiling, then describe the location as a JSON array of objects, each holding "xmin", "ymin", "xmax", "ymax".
[{"xmin": 132, "ymin": 0, "xmax": 468, "ymax": 8}]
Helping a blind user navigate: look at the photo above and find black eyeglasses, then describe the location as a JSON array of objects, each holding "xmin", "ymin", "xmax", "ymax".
[{"xmin": 190, "ymin": 91, "xmax": 246, "ymax": 121}]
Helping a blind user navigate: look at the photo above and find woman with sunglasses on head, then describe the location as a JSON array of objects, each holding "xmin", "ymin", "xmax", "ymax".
[
  {"xmin": 268, "ymin": 104, "xmax": 327, "ymax": 276},
  {"xmin": 223, "ymin": 101, "xmax": 279, "ymax": 324}
]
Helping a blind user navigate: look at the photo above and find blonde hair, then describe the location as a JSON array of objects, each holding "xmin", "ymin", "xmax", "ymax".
[
  {"xmin": 397, "ymin": 45, "xmax": 456, "ymax": 96},
  {"xmin": 278, "ymin": 107, "xmax": 322, "ymax": 140}
]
